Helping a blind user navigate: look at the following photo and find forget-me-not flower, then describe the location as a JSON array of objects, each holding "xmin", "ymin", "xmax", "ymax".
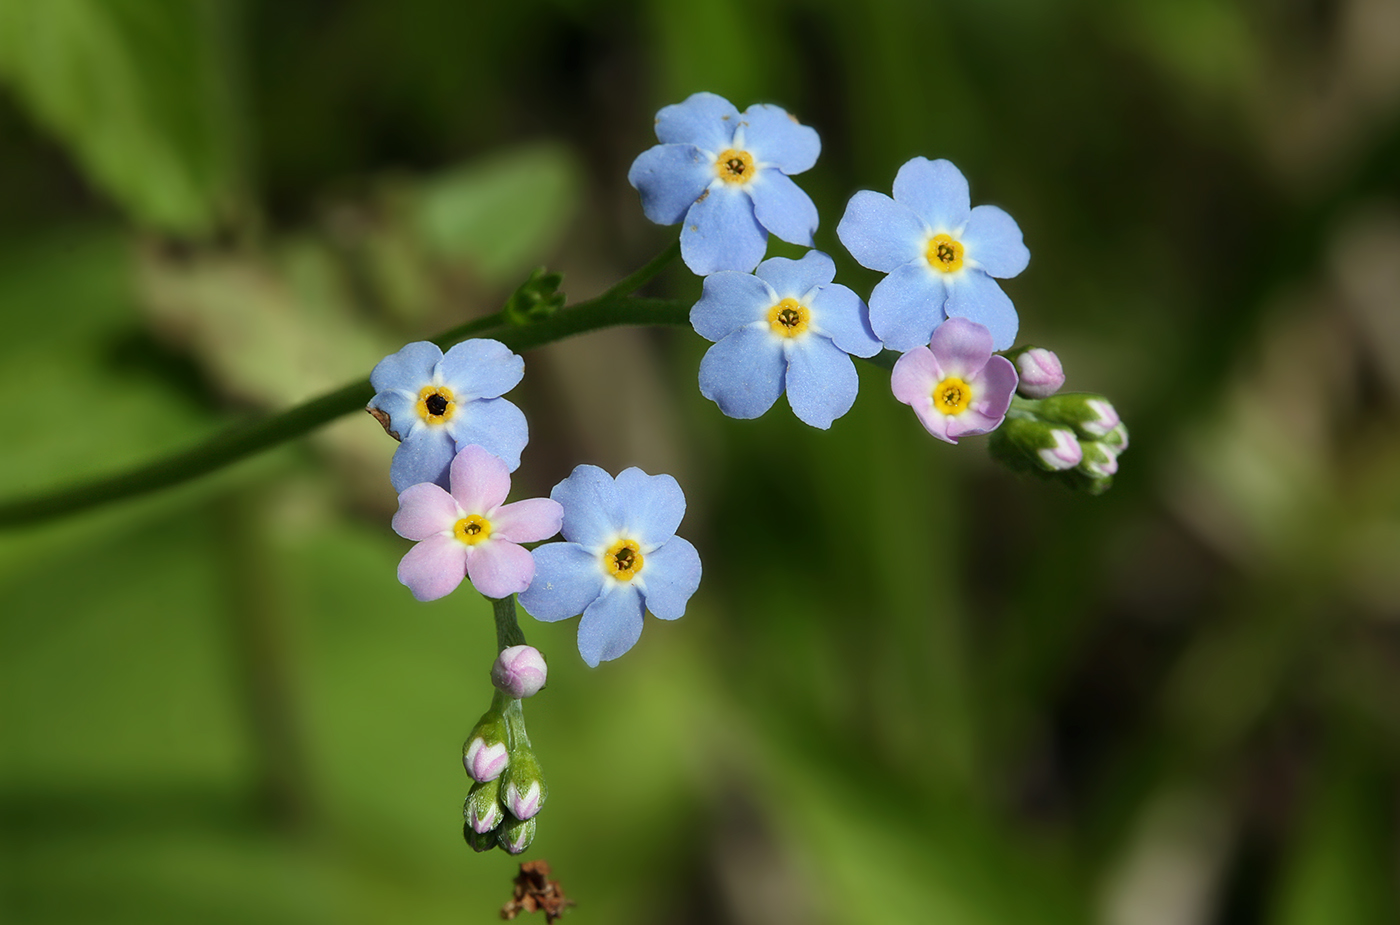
[
  {"xmin": 837, "ymin": 157, "xmax": 1029, "ymax": 352},
  {"xmin": 890, "ymin": 317, "xmax": 1018, "ymax": 444},
  {"xmin": 691, "ymin": 250, "xmax": 882, "ymax": 429},
  {"xmin": 392, "ymin": 445, "xmax": 563, "ymax": 601},
  {"xmin": 368, "ymin": 338, "xmax": 529, "ymax": 491},
  {"xmin": 628, "ymin": 91, "xmax": 821, "ymax": 275},
  {"xmin": 519, "ymin": 466, "xmax": 701, "ymax": 668}
]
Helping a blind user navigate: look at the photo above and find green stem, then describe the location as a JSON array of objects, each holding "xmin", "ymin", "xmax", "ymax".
[
  {"xmin": 490, "ymin": 595, "xmax": 527, "ymax": 652},
  {"xmin": 0, "ymin": 250, "xmax": 689, "ymax": 528}
]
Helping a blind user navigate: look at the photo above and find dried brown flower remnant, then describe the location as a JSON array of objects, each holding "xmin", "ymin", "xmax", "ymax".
[{"xmin": 501, "ymin": 860, "xmax": 574, "ymax": 923}]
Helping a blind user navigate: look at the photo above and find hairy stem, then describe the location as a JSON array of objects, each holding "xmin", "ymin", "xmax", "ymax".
[
  {"xmin": 0, "ymin": 249, "xmax": 688, "ymax": 528},
  {"xmin": 491, "ymin": 595, "xmax": 527, "ymax": 652}
]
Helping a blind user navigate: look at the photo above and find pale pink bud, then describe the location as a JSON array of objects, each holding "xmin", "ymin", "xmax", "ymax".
[
  {"xmin": 1015, "ymin": 348, "xmax": 1065, "ymax": 399},
  {"xmin": 505, "ymin": 779, "xmax": 543, "ymax": 820},
  {"xmin": 1038, "ymin": 428, "xmax": 1083, "ymax": 471},
  {"xmin": 463, "ymin": 737, "xmax": 509, "ymax": 782},
  {"xmin": 491, "ymin": 645, "xmax": 548, "ymax": 699},
  {"xmin": 498, "ymin": 817, "xmax": 537, "ymax": 855},
  {"xmin": 1081, "ymin": 399, "xmax": 1121, "ymax": 438}
]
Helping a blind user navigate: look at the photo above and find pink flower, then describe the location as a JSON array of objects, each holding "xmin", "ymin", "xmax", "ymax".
[
  {"xmin": 890, "ymin": 317, "xmax": 1018, "ymax": 444},
  {"xmin": 393, "ymin": 445, "xmax": 563, "ymax": 601}
]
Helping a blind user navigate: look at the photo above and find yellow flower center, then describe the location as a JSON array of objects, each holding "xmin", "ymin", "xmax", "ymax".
[
  {"xmin": 604, "ymin": 539, "xmax": 644, "ymax": 581},
  {"xmin": 766, "ymin": 298, "xmax": 810, "ymax": 338},
  {"xmin": 926, "ymin": 234, "xmax": 964, "ymax": 273},
  {"xmin": 715, "ymin": 148, "xmax": 755, "ymax": 185},
  {"xmin": 453, "ymin": 514, "xmax": 492, "ymax": 546},
  {"xmin": 932, "ymin": 377, "xmax": 972, "ymax": 415},
  {"xmin": 417, "ymin": 385, "xmax": 456, "ymax": 424}
]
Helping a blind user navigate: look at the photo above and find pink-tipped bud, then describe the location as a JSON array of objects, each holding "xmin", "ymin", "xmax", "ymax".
[
  {"xmin": 464, "ymin": 779, "xmax": 504, "ymax": 833},
  {"xmin": 1038, "ymin": 428, "xmax": 1083, "ymax": 471},
  {"xmin": 505, "ymin": 779, "xmax": 543, "ymax": 820},
  {"xmin": 1081, "ymin": 399, "xmax": 1120, "ymax": 437},
  {"xmin": 464, "ymin": 737, "xmax": 510, "ymax": 782},
  {"xmin": 498, "ymin": 817, "xmax": 537, "ymax": 855},
  {"xmin": 1079, "ymin": 442, "xmax": 1119, "ymax": 478},
  {"xmin": 491, "ymin": 645, "xmax": 548, "ymax": 700},
  {"xmin": 1014, "ymin": 347, "xmax": 1065, "ymax": 399}
]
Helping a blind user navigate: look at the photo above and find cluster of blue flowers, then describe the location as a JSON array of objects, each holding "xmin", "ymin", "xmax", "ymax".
[
  {"xmin": 630, "ymin": 91, "xmax": 1032, "ymax": 431},
  {"xmin": 364, "ymin": 89, "xmax": 1127, "ymax": 860},
  {"xmin": 368, "ymin": 342, "xmax": 701, "ymax": 668}
]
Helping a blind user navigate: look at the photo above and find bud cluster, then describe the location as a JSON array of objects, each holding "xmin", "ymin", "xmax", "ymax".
[
  {"xmin": 989, "ymin": 349, "xmax": 1128, "ymax": 495},
  {"xmin": 462, "ymin": 653, "xmax": 551, "ymax": 856}
]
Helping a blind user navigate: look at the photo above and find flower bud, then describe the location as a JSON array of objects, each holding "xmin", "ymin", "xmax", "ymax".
[
  {"xmin": 491, "ymin": 645, "xmax": 548, "ymax": 700},
  {"xmin": 498, "ymin": 816, "xmax": 537, "ymax": 855},
  {"xmin": 501, "ymin": 747, "xmax": 547, "ymax": 820},
  {"xmin": 1035, "ymin": 393, "xmax": 1122, "ymax": 439},
  {"xmin": 463, "ymin": 819, "xmax": 500, "ymax": 853},
  {"xmin": 993, "ymin": 417, "xmax": 1084, "ymax": 473},
  {"xmin": 1078, "ymin": 441, "xmax": 1119, "ymax": 479},
  {"xmin": 1101, "ymin": 422, "xmax": 1129, "ymax": 451},
  {"xmin": 464, "ymin": 778, "xmax": 504, "ymax": 834},
  {"xmin": 1012, "ymin": 347, "xmax": 1065, "ymax": 399},
  {"xmin": 463, "ymin": 711, "xmax": 510, "ymax": 782}
]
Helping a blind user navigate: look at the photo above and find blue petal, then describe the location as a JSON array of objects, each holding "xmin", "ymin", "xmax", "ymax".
[
  {"xmin": 370, "ymin": 341, "xmax": 442, "ymax": 393},
  {"xmin": 784, "ymin": 336, "xmax": 859, "ymax": 429},
  {"xmin": 437, "ymin": 338, "xmax": 524, "ymax": 400},
  {"xmin": 680, "ymin": 185, "xmax": 768, "ymax": 274},
  {"xmin": 747, "ymin": 170, "xmax": 817, "ymax": 247},
  {"xmin": 755, "ymin": 250, "xmax": 834, "ymax": 300},
  {"xmin": 654, "ymin": 92, "xmax": 739, "ymax": 152},
  {"xmin": 627, "ymin": 144, "xmax": 713, "ymax": 225},
  {"xmin": 577, "ymin": 584, "xmax": 646, "ymax": 667},
  {"xmin": 367, "ymin": 388, "xmax": 418, "ymax": 441},
  {"xmin": 446, "ymin": 397, "xmax": 528, "ymax": 471},
  {"xmin": 868, "ymin": 263, "xmax": 949, "ymax": 352},
  {"xmin": 893, "ymin": 157, "xmax": 970, "ymax": 232},
  {"xmin": 614, "ymin": 468, "xmax": 685, "ymax": 548},
  {"xmin": 808, "ymin": 283, "xmax": 882, "ymax": 358},
  {"xmin": 551, "ymin": 464, "xmax": 624, "ymax": 547},
  {"xmin": 738, "ymin": 103, "xmax": 820, "ymax": 174},
  {"xmin": 691, "ymin": 271, "xmax": 774, "ymax": 342},
  {"xmin": 961, "ymin": 205, "xmax": 1029, "ymax": 278},
  {"xmin": 518, "ymin": 542, "xmax": 605, "ymax": 623},
  {"xmin": 836, "ymin": 191, "xmax": 925, "ymax": 273},
  {"xmin": 698, "ymin": 324, "xmax": 786, "ymax": 420},
  {"xmin": 639, "ymin": 536, "xmax": 701, "ymax": 620},
  {"xmin": 390, "ymin": 426, "xmax": 456, "ymax": 492},
  {"xmin": 945, "ymin": 270, "xmax": 1019, "ymax": 351}
]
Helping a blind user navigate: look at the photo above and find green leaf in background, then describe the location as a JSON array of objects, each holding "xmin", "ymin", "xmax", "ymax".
[
  {"xmin": 0, "ymin": 0, "xmax": 243, "ymax": 233},
  {"xmin": 412, "ymin": 144, "xmax": 581, "ymax": 287}
]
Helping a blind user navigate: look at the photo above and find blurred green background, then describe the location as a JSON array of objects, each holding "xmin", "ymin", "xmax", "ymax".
[{"xmin": 4, "ymin": 0, "xmax": 1400, "ymax": 922}]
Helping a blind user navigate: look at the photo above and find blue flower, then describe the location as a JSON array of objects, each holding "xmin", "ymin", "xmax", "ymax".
[
  {"xmin": 367, "ymin": 339, "xmax": 528, "ymax": 492},
  {"xmin": 519, "ymin": 466, "xmax": 701, "ymax": 668},
  {"xmin": 691, "ymin": 250, "xmax": 882, "ymax": 429},
  {"xmin": 836, "ymin": 157, "xmax": 1029, "ymax": 352},
  {"xmin": 628, "ymin": 91, "xmax": 821, "ymax": 276}
]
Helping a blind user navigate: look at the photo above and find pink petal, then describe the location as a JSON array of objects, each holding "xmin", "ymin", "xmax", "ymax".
[
  {"xmin": 449, "ymin": 444, "xmax": 511, "ymax": 513},
  {"xmin": 491, "ymin": 498, "xmax": 563, "ymax": 544},
  {"xmin": 397, "ymin": 535, "xmax": 468, "ymax": 602},
  {"xmin": 465, "ymin": 540, "xmax": 536, "ymax": 599},
  {"xmin": 967, "ymin": 354, "xmax": 1017, "ymax": 420},
  {"xmin": 890, "ymin": 346, "xmax": 943, "ymax": 406},
  {"xmin": 929, "ymin": 316, "xmax": 994, "ymax": 378},
  {"xmin": 392, "ymin": 483, "xmax": 461, "ymax": 540}
]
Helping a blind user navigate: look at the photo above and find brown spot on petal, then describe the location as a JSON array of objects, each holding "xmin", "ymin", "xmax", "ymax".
[
  {"xmin": 501, "ymin": 860, "xmax": 574, "ymax": 923},
  {"xmin": 696, "ymin": 189, "xmax": 710, "ymax": 203},
  {"xmin": 366, "ymin": 405, "xmax": 401, "ymax": 442}
]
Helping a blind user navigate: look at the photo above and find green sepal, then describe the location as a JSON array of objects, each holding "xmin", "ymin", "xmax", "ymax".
[
  {"xmin": 497, "ymin": 816, "xmax": 538, "ymax": 855},
  {"xmin": 503, "ymin": 267, "xmax": 566, "ymax": 325},
  {"xmin": 463, "ymin": 819, "xmax": 502, "ymax": 853}
]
